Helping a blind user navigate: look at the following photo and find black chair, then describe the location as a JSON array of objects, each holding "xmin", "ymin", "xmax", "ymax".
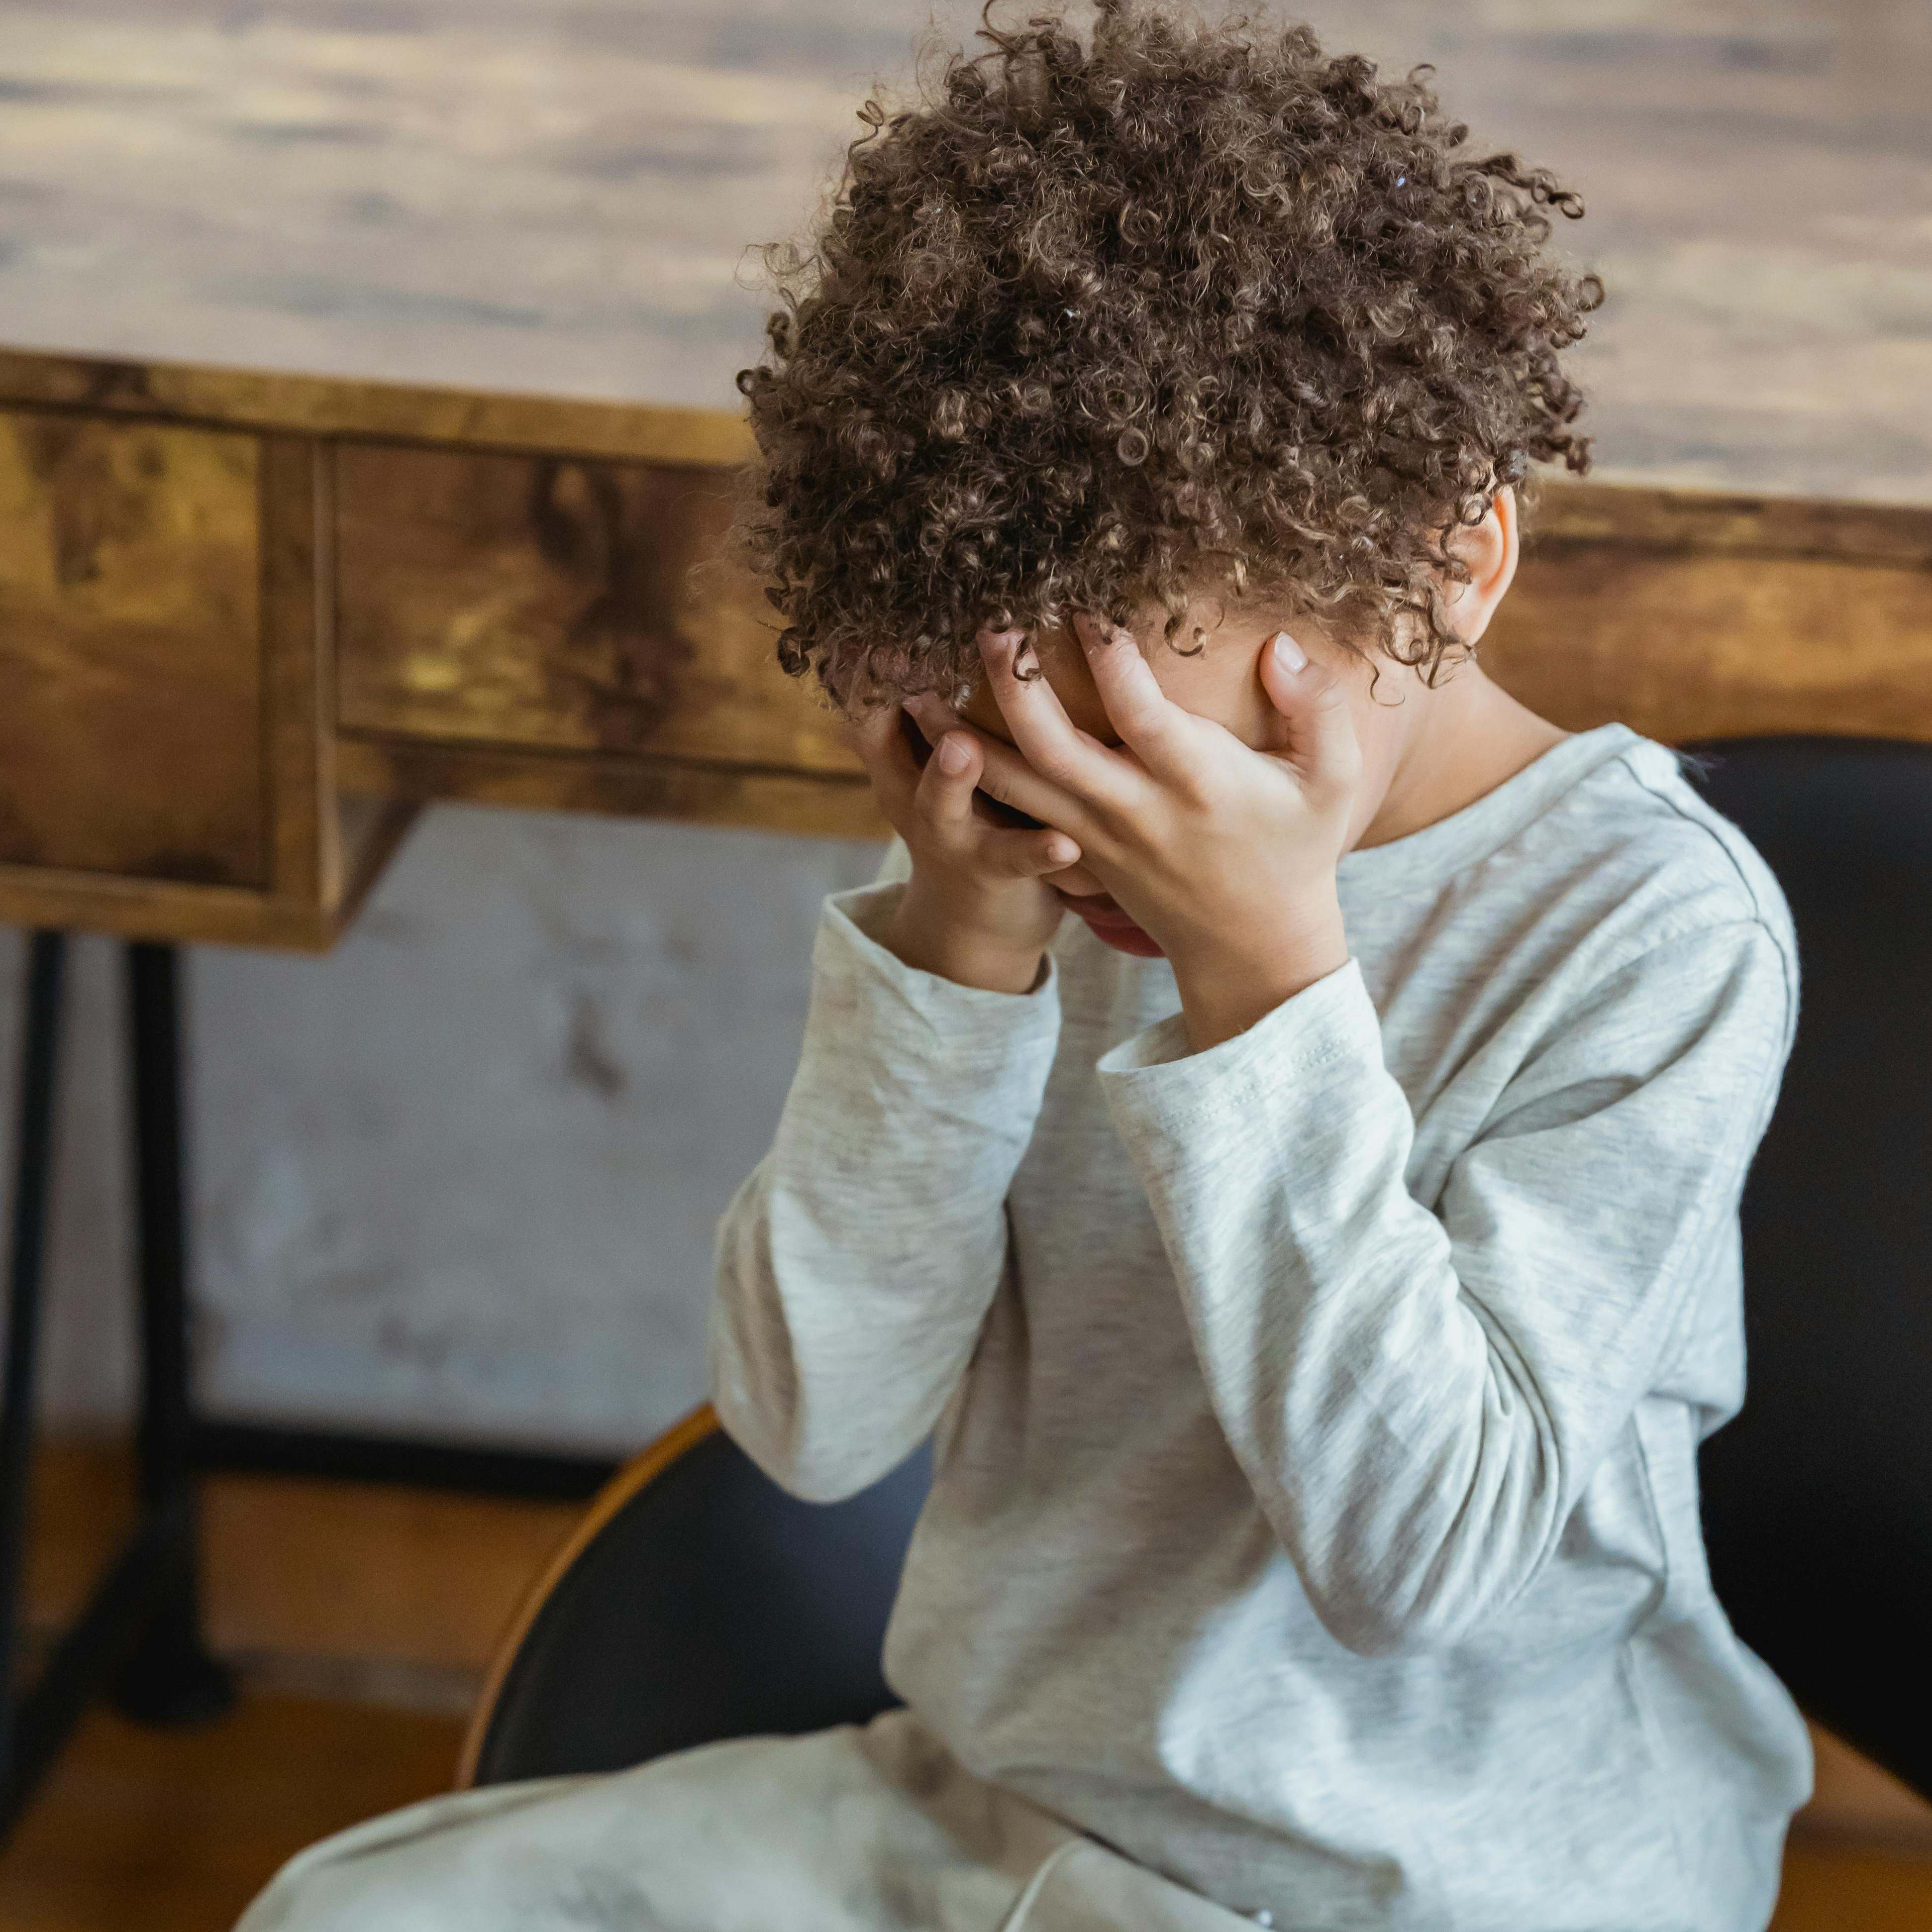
[
  {"xmin": 463, "ymin": 736, "xmax": 1932, "ymax": 1811},
  {"xmin": 1683, "ymin": 736, "xmax": 1932, "ymax": 1800},
  {"xmin": 459, "ymin": 1406, "xmax": 927, "ymax": 1786}
]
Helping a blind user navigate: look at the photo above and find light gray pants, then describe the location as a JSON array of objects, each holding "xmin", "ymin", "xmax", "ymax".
[{"xmin": 234, "ymin": 1709, "xmax": 1261, "ymax": 1932}]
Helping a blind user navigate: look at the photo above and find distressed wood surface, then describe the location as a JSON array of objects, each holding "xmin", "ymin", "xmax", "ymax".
[
  {"xmin": 1525, "ymin": 481, "xmax": 1932, "ymax": 572},
  {"xmin": 333, "ymin": 440, "xmax": 855, "ymax": 778},
  {"xmin": 1490, "ymin": 526, "xmax": 1932, "ymax": 747},
  {"xmin": 333, "ymin": 735, "xmax": 883, "ymax": 843},
  {"xmin": 0, "ymin": 397, "xmax": 425, "ymax": 949},
  {"xmin": 0, "ymin": 407, "xmax": 265, "ymax": 886},
  {"xmin": 0, "ymin": 800, "xmax": 419, "ymax": 949},
  {"xmin": 0, "ymin": 346, "xmax": 755, "ymax": 470},
  {"xmin": 261, "ymin": 433, "xmax": 335, "ymax": 905},
  {"xmin": 3, "ymin": 347, "xmax": 1930, "ymax": 944}
]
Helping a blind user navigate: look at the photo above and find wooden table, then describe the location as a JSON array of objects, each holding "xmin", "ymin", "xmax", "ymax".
[
  {"xmin": 4, "ymin": 345, "xmax": 1931, "ymax": 950},
  {"xmin": 2, "ymin": 341, "xmax": 1930, "ymax": 1831}
]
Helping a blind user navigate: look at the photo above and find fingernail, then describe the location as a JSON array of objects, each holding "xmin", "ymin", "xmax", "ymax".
[
  {"xmin": 937, "ymin": 734, "xmax": 971, "ymax": 774},
  {"xmin": 1272, "ymin": 631, "xmax": 1307, "ymax": 673},
  {"xmin": 1046, "ymin": 837, "xmax": 1079, "ymax": 866}
]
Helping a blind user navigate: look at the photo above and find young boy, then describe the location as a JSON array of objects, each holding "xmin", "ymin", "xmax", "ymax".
[{"xmin": 238, "ymin": 5, "xmax": 1812, "ymax": 1929}]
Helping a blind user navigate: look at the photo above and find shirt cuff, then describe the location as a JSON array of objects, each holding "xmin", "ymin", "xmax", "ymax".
[
  {"xmin": 1096, "ymin": 954, "xmax": 1381, "ymax": 1140},
  {"xmin": 816, "ymin": 880, "xmax": 1063, "ymax": 1059}
]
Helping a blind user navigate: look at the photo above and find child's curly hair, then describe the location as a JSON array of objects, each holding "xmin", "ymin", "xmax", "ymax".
[{"xmin": 733, "ymin": 0, "xmax": 1604, "ymax": 709}]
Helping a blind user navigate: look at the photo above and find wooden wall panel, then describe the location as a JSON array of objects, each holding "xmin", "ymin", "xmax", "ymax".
[
  {"xmin": 1485, "ymin": 541, "xmax": 1932, "ymax": 746},
  {"xmin": 333, "ymin": 443, "xmax": 857, "ymax": 779},
  {"xmin": 0, "ymin": 407, "xmax": 266, "ymax": 887},
  {"xmin": 333, "ymin": 733, "xmax": 883, "ymax": 842},
  {"xmin": 0, "ymin": 347, "xmax": 756, "ymax": 470}
]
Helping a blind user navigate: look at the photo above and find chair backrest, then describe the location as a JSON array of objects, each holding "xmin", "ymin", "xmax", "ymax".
[
  {"xmin": 1683, "ymin": 736, "xmax": 1932, "ymax": 1800},
  {"xmin": 471, "ymin": 736, "xmax": 1932, "ymax": 1803},
  {"xmin": 464, "ymin": 1410, "xmax": 928, "ymax": 1787}
]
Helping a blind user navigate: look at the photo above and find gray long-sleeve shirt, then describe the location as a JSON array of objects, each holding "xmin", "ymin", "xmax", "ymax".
[{"xmin": 709, "ymin": 720, "xmax": 1814, "ymax": 1932}]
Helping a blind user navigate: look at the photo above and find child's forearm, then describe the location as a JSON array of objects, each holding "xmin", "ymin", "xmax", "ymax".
[
  {"xmin": 1097, "ymin": 919, "xmax": 1790, "ymax": 1656},
  {"xmin": 709, "ymin": 880, "xmax": 1062, "ymax": 1501}
]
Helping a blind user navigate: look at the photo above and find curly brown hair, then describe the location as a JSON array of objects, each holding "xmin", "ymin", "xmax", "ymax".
[{"xmin": 733, "ymin": 0, "xmax": 1604, "ymax": 709}]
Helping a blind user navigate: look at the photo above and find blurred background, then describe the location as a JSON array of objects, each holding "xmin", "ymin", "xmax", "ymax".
[{"xmin": 0, "ymin": 1, "xmax": 1929, "ymax": 1924}]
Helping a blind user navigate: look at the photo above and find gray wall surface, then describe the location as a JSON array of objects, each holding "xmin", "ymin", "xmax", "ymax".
[{"xmin": 1, "ymin": 0, "xmax": 1929, "ymax": 1452}]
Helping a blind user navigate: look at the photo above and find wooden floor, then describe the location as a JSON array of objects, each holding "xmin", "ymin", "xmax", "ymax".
[
  {"xmin": 1774, "ymin": 1844, "xmax": 1932, "ymax": 1932},
  {"xmin": 0, "ymin": 1696, "xmax": 462, "ymax": 1932},
  {"xmin": 0, "ymin": 1440, "xmax": 1926, "ymax": 1932}
]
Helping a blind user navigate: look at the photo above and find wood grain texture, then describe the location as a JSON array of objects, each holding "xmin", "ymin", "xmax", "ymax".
[
  {"xmin": 0, "ymin": 1695, "xmax": 464, "ymax": 1932},
  {"xmin": 333, "ymin": 441, "xmax": 858, "ymax": 778},
  {"xmin": 5, "ymin": 350, "xmax": 1930, "ymax": 941},
  {"xmin": 24, "ymin": 1439, "xmax": 580, "ymax": 1685},
  {"xmin": 0, "ymin": 804, "xmax": 420, "ymax": 952},
  {"xmin": 334, "ymin": 733, "xmax": 883, "ymax": 841},
  {"xmin": 0, "ymin": 346, "xmax": 755, "ymax": 469},
  {"xmin": 0, "ymin": 407, "xmax": 265, "ymax": 886},
  {"xmin": 2, "ymin": 0, "xmax": 1926, "ymax": 507},
  {"xmin": 1484, "ymin": 541, "xmax": 1932, "ymax": 745},
  {"xmin": 260, "ymin": 433, "xmax": 334, "ymax": 905},
  {"xmin": 1525, "ymin": 481, "xmax": 1932, "ymax": 572}
]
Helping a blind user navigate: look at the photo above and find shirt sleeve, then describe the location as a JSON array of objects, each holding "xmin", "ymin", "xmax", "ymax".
[
  {"xmin": 710, "ymin": 836, "xmax": 1064, "ymax": 1501},
  {"xmin": 1095, "ymin": 918, "xmax": 1795, "ymax": 1656}
]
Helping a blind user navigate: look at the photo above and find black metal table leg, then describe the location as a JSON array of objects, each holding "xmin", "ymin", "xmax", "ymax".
[
  {"xmin": 0, "ymin": 933, "xmax": 67, "ymax": 1801},
  {"xmin": 0, "ymin": 933, "xmax": 231, "ymax": 1841},
  {"xmin": 0, "ymin": 925, "xmax": 628, "ymax": 1836},
  {"xmin": 111, "ymin": 942, "xmax": 234, "ymax": 1726}
]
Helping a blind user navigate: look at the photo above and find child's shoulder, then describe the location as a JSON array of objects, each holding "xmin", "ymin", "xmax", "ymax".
[{"xmin": 1535, "ymin": 726, "xmax": 1798, "ymax": 971}]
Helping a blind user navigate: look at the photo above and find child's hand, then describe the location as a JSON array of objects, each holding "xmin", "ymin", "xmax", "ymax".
[
  {"xmin": 922, "ymin": 619, "xmax": 1363, "ymax": 1048},
  {"xmin": 843, "ymin": 674, "xmax": 1083, "ymax": 995}
]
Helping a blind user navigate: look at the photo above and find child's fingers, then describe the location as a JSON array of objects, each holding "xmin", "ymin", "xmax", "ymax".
[
  {"xmin": 977, "ymin": 627, "xmax": 1138, "ymax": 813},
  {"xmin": 839, "ymin": 703, "xmax": 915, "ymax": 815},
  {"xmin": 981, "ymin": 825, "xmax": 1083, "ymax": 879},
  {"xmin": 909, "ymin": 723, "xmax": 1080, "ymax": 877},
  {"xmin": 1258, "ymin": 632, "xmax": 1362, "ymax": 797},
  {"xmin": 912, "ymin": 727, "xmax": 986, "ymax": 841},
  {"xmin": 1072, "ymin": 614, "xmax": 1197, "ymax": 784},
  {"xmin": 861, "ymin": 698, "xmax": 1082, "ymax": 882},
  {"xmin": 901, "ymin": 690, "xmax": 970, "ymax": 750}
]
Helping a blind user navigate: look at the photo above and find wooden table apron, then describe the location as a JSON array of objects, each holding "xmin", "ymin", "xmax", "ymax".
[{"xmin": 0, "ymin": 343, "xmax": 1929, "ymax": 1833}]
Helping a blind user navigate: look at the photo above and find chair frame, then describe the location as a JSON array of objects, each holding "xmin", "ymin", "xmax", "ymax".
[{"xmin": 456, "ymin": 1402, "xmax": 723, "ymax": 1788}]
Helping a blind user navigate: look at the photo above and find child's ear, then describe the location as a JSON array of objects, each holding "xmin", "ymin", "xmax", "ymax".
[{"xmin": 1439, "ymin": 485, "xmax": 1520, "ymax": 648}]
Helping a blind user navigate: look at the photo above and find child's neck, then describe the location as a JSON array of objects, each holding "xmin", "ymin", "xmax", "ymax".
[{"xmin": 1353, "ymin": 664, "xmax": 1570, "ymax": 853}]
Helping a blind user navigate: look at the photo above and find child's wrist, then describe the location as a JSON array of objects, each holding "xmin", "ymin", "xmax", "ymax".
[
  {"xmin": 1169, "ymin": 897, "xmax": 1350, "ymax": 1053},
  {"xmin": 881, "ymin": 889, "xmax": 1049, "ymax": 996}
]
